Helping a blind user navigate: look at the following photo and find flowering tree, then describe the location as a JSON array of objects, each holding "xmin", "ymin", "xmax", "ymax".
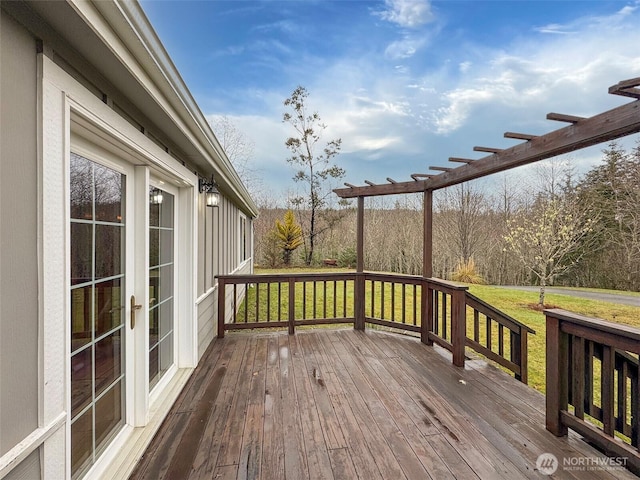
[{"xmin": 504, "ymin": 196, "xmax": 597, "ymax": 305}]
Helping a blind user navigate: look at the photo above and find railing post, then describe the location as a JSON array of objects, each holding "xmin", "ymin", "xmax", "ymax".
[
  {"xmin": 288, "ymin": 278, "xmax": 295, "ymax": 335},
  {"xmin": 355, "ymin": 273, "xmax": 365, "ymax": 331},
  {"xmin": 451, "ymin": 289, "xmax": 466, "ymax": 368},
  {"xmin": 546, "ymin": 313, "xmax": 568, "ymax": 436},
  {"xmin": 421, "ymin": 279, "xmax": 433, "ymax": 345},
  {"xmin": 217, "ymin": 277, "xmax": 226, "ymax": 339}
]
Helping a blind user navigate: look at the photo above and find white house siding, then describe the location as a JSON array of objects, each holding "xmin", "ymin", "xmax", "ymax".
[
  {"xmin": 0, "ymin": 1, "xmax": 256, "ymax": 478},
  {"xmin": 0, "ymin": 10, "xmax": 42, "ymax": 480},
  {"xmin": 196, "ymin": 194, "xmax": 254, "ymax": 360}
]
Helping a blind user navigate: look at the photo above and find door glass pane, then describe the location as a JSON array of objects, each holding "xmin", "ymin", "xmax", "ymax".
[
  {"xmin": 70, "ymin": 154, "xmax": 126, "ymax": 479},
  {"xmin": 149, "ymin": 186, "xmax": 174, "ymax": 389},
  {"xmin": 71, "ymin": 287, "xmax": 92, "ymax": 352},
  {"xmin": 95, "ymin": 224, "xmax": 123, "ymax": 279},
  {"xmin": 95, "ymin": 279, "xmax": 123, "ymax": 336},
  {"xmin": 94, "ymin": 163, "xmax": 124, "ymax": 223}
]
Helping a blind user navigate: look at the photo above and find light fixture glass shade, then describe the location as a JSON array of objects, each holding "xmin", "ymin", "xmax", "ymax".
[
  {"xmin": 205, "ymin": 190, "xmax": 219, "ymax": 207},
  {"xmin": 150, "ymin": 188, "xmax": 164, "ymax": 204}
]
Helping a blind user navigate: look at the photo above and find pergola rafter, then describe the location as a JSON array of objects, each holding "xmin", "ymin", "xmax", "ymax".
[
  {"xmin": 333, "ymin": 77, "xmax": 640, "ymax": 279},
  {"xmin": 334, "ymin": 77, "xmax": 640, "ymax": 199}
]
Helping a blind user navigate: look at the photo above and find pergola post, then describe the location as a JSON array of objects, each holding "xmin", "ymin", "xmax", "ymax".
[
  {"xmin": 422, "ymin": 190, "xmax": 433, "ymax": 345},
  {"xmin": 355, "ymin": 196, "xmax": 365, "ymax": 331},
  {"xmin": 423, "ymin": 190, "xmax": 433, "ymax": 278}
]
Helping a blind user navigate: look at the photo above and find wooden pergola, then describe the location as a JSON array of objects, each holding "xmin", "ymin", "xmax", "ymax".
[{"xmin": 333, "ymin": 77, "xmax": 640, "ymax": 278}]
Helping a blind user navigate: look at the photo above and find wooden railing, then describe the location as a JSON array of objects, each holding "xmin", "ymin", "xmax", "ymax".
[
  {"xmin": 466, "ymin": 292, "xmax": 534, "ymax": 383},
  {"xmin": 546, "ymin": 309, "xmax": 640, "ymax": 475},
  {"xmin": 216, "ymin": 272, "xmax": 534, "ymax": 382}
]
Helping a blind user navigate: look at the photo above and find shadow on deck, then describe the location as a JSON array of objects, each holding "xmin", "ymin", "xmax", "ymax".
[{"xmin": 130, "ymin": 328, "xmax": 636, "ymax": 479}]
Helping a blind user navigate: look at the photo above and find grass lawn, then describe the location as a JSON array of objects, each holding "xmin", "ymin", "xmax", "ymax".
[{"xmin": 252, "ymin": 267, "xmax": 640, "ymax": 394}]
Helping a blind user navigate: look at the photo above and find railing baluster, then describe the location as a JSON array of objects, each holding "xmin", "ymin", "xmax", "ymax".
[
  {"xmin": 302, "ymin": 281, "xmax": 307, "ymax": 320},
  {"xmin": 255, "ymin": 282, "xmax": 260, "ymax": 322},
  {"xmin": 433, "ymin": 291, "xmax": 439, "ymax": 336},
  {"xmin": 633, "ymin": 369, "xmax": 640, "ymax": 447},
  {"xmin": 602, "ymin": 344, "xmax": 615, "ymax": 436},
  {"xmin": 370, "ymin": 280, "xmax": 375, "ymax": 318},
  {"xmin": 442, "ymin": 293, "xmax": 447, "ymax": 340},
  {"xmin": 572, "ymin": 336, "xmax": 585, "ymax": 419},
  {"xmin": 288, "ymin": 278, "xmax": 295, "ymax": 335},
  {"xmin": 323, "ymin": 281, "xmax": 327, "ymax": 319},
  {"xmin": 381, "ymin": 281, "xmax": 385, "ymax": 320},
  {"xmin": 413, "ymin": 284, "xmax": 418, "ymax": 326},
  {"xmin": 278, "ymin": 282, "xmax": 282, "ymax": 321},
  {"xmin": 498, "ymin": 323, "xmax": 504, "ymax": 356},
  {"xmin": 333, "ymin": 280, "xmax": 337, "ymax": 318},
  {"xmin": 267, "ymin": 282, "xmax": 271, "ymax": 323},
  {"xmin": 474, "ymin": 310, "xmax": 479, "ymax": 342},
  {"xmin": 401, "ymin": 284, "xmax": 406, "ymax": 324},
  {"xmin": 313, "ymin": 281, "xmax": 317, "ymax": 319},
  {"xmin": 486, "ymin": 316, "xmax": 492, "ymax": 351},
  {"xmin": 343, "ymin": 280, "xmax": 347, "ymax": 318},
  {"xmin": 391, "ymin": 282, "xmax": 395, "ymax": 323}
]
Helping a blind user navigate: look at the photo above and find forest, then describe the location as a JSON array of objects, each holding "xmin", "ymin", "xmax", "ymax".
[{"xmin": 253, "ymin": 141, "xmax": 640, "ymax": 292}]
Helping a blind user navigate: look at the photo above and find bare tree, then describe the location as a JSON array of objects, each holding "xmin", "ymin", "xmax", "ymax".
[
  {"xmin": 210, "ymin": 115, "xmax": 264, "ymax": 197},
  {"xmin": 283, "ymin": 86, "xmax": 345, "ymax": 265}
]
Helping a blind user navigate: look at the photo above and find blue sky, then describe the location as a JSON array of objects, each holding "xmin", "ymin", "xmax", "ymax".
[{"xmin": 140, "ymin": 0, "xmax": 640, "ymax": 200}]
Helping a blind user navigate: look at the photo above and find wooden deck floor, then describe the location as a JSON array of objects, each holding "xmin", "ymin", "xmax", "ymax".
[{"xmin": 130, "ymin": 328, "xmax": 638, "ymax": 479}]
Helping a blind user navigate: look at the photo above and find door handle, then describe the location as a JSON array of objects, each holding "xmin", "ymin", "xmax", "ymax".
[{"xmin": 130, "ymin": 295, "xmax": 143, "ymax": 329}]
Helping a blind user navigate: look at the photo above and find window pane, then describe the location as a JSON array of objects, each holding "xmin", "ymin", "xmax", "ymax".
[
  {"xmin": 95, "ymin": 279, "xmax": 123, "ymax": 336},
  {"xmin": 149, "ymin": 228, "xmax": 174, "ymax": 268},
  {"xmin": 159, "ymin": 298, "xmax": 174, "ymax": 340},
  {"xmin": 94, "ymin": 163, "xmax": 124, "ymax": 223},
  {"xmin": 149, "ymin": 265, "xmax": 173, "ymax": 305},
  {"xmin": 95, "ymin": 225, "xmax": 123, "ymax": 279},
  {"xmin": 95, "ymin": 330, "xmax": 123, "ymax": 398},
  {"xmin": 71, "ymin": 223, "xmax": 93, "ymax": 285},
  {"xmin": 149, "ymin": 189, "xmax": 174, "ymax": 228},
  {"xmin": 71, "ymin": 348, "xmax": 92, "ymax": 418},
  {"xmin": 71, "ymin": 286, "xmax": 92, "ymax": 352},
  {"xmin": 149, "ymin": 305, "xmax": 159, "ymax": 350},
  {"xmin": 95, "ymin": 380, "xmax": 123, "ymax": 454},
  {"xmin": 71, "ymin": 407, "xmax": 93, "ymax": 477},
  {"xmin": 149, "ymin": 344, "xmax": 159, "ymax": 387},
  {"xmin": 70, "ymin": 153, "xmax": 93, "ymax": 220},
  {"xmin": 159, "ymin": 332, "xmax": 174, "ymax": 378},
  {"xmin": 149, "ymin": 228, "xmax": 159, "ymax": 267}
]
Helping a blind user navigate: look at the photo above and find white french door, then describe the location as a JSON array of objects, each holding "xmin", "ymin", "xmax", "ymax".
[
  {"xmin": 69, "ymin": 152, "xmax": 180, "ymax": 479},
  {"xmin": 69, "ymin": 152, "xmax": 131, "ymax": 478},
  {"xmin": 148, "ymin": 182, "xmax": 177, "ymax": 391}
]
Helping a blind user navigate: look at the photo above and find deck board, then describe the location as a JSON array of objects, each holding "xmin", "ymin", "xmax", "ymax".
[{"xmin": 130, "ymin": 328, "xmax": 638, "ymax": 480}]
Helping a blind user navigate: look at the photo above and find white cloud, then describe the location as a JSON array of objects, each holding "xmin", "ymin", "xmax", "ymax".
[
  {"xmin": 377, "ymin": 0, "xmax": 434, "ymax": 28},
  {"xmin": 384, "ymin": 35, "xmax": 428, "ymax": 59},
  {"xmin": 534, "ymin": 23, "xmax": 576, "ymax": 35}
]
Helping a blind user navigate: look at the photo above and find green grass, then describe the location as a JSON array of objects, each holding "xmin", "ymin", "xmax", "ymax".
[{"xmin": 248, "ymin": 267, "xmax": 640, "ymax": 394}]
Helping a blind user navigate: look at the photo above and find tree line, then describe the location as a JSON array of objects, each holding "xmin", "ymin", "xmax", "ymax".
[{"xmin": 254, "ymin": 141, "xmax": 640, "ymax": 293}]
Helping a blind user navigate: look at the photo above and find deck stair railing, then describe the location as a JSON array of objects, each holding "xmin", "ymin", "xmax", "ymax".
[
  {"xmin": 546, "ymin": 309, "xmax": 640, "ymax": 475},
  {"xmin": 216, "ymin": 272, "xmax": 534, "ymax": 383}
]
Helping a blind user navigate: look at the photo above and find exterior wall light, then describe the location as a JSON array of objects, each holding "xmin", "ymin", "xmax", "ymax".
[
  {"xmin": 199, "ymin": 175, "xmax": 220, "ymax": 207},
  {"xmin": 150, "ymin": 187, "xmax": 164, "ymax": 204}
]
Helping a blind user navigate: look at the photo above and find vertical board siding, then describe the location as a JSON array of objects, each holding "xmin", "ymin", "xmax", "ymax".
[{"xmin": 0, "ymin": 11, "xmax": 40, "ymax": 456}]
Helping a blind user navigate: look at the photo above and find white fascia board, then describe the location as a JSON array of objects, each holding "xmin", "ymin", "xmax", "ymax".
[{"xmin": 66, "ymin": 0, "xmax": 258, "ymax": 217}]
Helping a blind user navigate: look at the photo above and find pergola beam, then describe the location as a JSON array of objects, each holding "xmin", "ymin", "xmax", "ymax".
[
  {"xmin": 546, "ymin": 112, "xmax": 585, "ymax": 123},
  {"xmin": 334, "ymin": 94, "xmax": 640, "ymax": 198},
  {"xmin": 504, "ymin": 132, "xmax": 537, "ymax": 141},
  {"xmin": 449, "ymin": 157, "xmax": 476, "ymax": 164}
]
